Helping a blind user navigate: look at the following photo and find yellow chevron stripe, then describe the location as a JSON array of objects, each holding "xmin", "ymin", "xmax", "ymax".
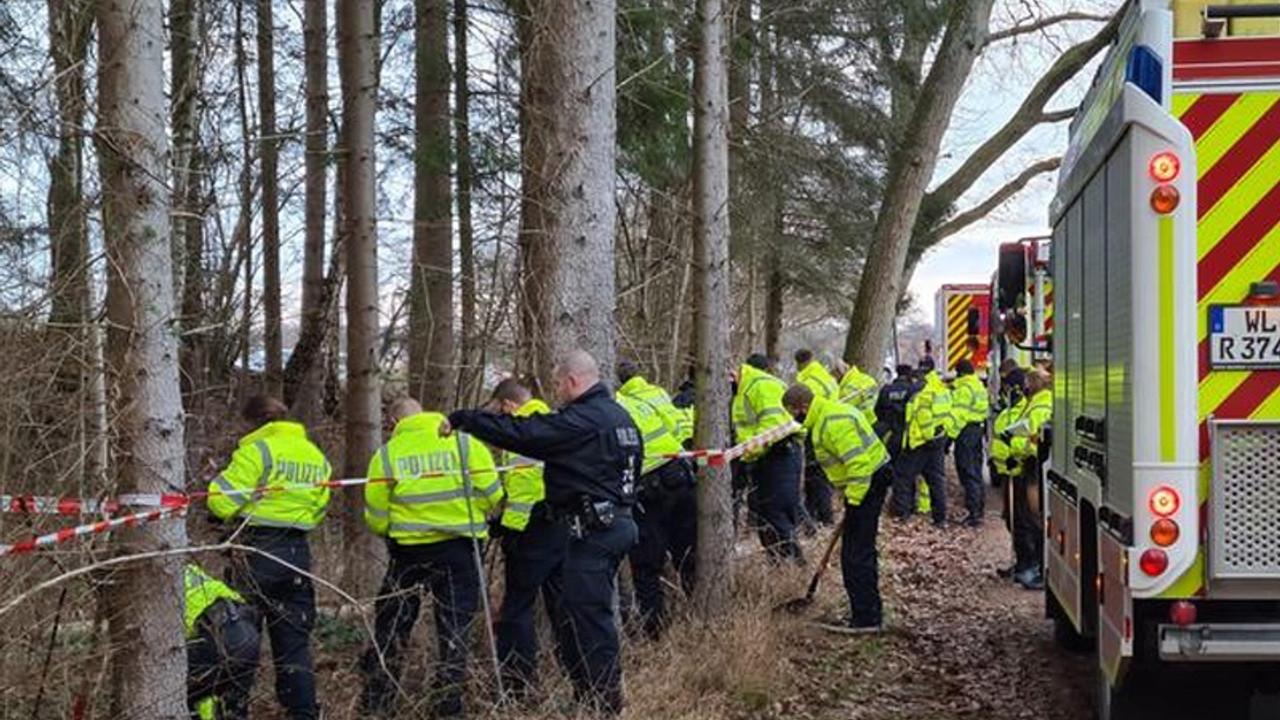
[
  {"xmin": 1199, "ymin": 372, "xmax": 1249, "ymax": 421},
  {"xmin": 1197, "ymin": 130, "xmax": 1280, "ymax": 262},
  {"xmin": 1172, "ymin": 92, "xmax": 1198, "ymax": 120},
  {"xmin": 1253, "ymin": 380, "xmax": 1280, "ymax": 420},
  {"xmin": 1192, "ymin": 93, "xmax": 1280, "ymax": 183},
  {"xmin": 947, "ymin": 322, "xmax": 968, "ymax": 350},
  {"xmin": 1197, "ymin": 219, "xmax": 1280, "ymax": 341},
  {"xmin": 947, "ymin": 297, "xmax": 971, "ymax": 326}
]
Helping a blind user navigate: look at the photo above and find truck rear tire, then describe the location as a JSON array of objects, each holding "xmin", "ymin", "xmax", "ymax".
[
  {"xmin": 1047, "ymin": 585, "xmax": 1093, "ymax": 653},
  {"xmin": 1096, "ymin": 664, "xmax": 1146, "ymax": 720}
]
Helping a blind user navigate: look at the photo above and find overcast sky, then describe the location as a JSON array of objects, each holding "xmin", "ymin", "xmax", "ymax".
[{"xmin": 906, "ymin": 2, "xmax": 1116, "ymax": 323}]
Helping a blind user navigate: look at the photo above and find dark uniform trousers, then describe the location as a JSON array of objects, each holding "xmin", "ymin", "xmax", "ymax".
[
  {"xmin": 188, "ymin": 601, "xmax": 260, "ymax": 720},
  {"xmin": 890, "ymin": 438, "xmax": 948, "ymax": 525},
  {"xmin": 230, "ymin": 528, "xmax": 319, "ymax": 720},
  {"xmin": 802, "ymin": 438, "xmax": 835, "ymax": 527},
  {"xmin": 629, "ymin": 460, "xmax": 697, "ymax": 640},
  {"xmin": 842, "ymin": 466, "xmax": 894, "ymax": 628},
  {"xmin": 361, "ymin": 538, "xmax": 480, "ymax": 717},
  {"xmin": 1012, "ymin": 460, "xmax": 1045, "ymax": 574},
  {"xmin": 954, "ymin": 423, "xmax": 986, "ymax": 522},
  {"xmin": 558, "ymin": 514, "xmax": 638, "ymax": 715},
  {"xmin": 747, "ymin": 438, "xmax": 806, "ymax": 564},
  {"xmin": 496, "ymin": 513, "xmax": 569, "ymax": 698}
]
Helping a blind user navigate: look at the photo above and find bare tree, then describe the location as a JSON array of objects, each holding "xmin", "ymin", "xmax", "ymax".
[
  {"xmin": 338, "ymin": 0, "xmax": 382, "ymax": 590},
  {"xmin": 288, "ymin": 0, "xmax": 331, "ymax": 424},
  {"xmin": 409, "ymin": 0, "xmax": 454, "ymax": 407},
  {"xmin": 691, "ymin": 0, "xmax": 733, "ymax": 616},
  {"xmin": 454, "ymin": 0, "xmax": 477, "ymax": 403},
  {"xmin": 95, "ymin": 0, "xmax": 189, "ymax": 715},
  {"xmin": 515, "ymin": 0, "xmax": 618, "ymax": 386},
  {"xmin": 172, "ymin": 0, "xmax": 205, "ymax": 396},
  {"xmin": 259, "ymin": 0, "xmax": 283, "ymax": 394}
]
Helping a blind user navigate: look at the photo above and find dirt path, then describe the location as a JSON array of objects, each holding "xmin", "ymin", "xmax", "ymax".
[{"xmin": 779, "ymin": 490, "xmax": 1095, "ymax": 720}]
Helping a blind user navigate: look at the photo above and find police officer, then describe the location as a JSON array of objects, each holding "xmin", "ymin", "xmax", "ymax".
[
  {"xmin": 615, "ymin": 389, "xmax": 696, "ymax": 640},
  {"xmin": 734, "ymin": 353, "xmax": 805, "ymax": 565},
  {"xmin": 617, "ymin": 359, "xmax": 693, "ymax": 447},
  {"xmin": 874, "ymin": 365, "xmax": 914, "ymax": 457},
  {"xmin": 890, "ymin": 360, "xmax": 951, "ymax": 526},
  {"xmin": 838, "ymin": 361, "xmax": 880, "ymax": 421},
  {"xmin": 486, "ymin": 377, "xmax": 563, "ymax": 700},
  {"xmin": 1003, "ymin": 369, "xmax": 1053, "ymax": 590},
  {"xmin": 358, "ymin": 397, "xmax": 501, "ymax": 717},
  {"xmin": 207, "ymin": 396, "xmax": 331, "ymax": 720},
  {"xmin": 443, "ymin": 350, "xmax": 641, "ymax": 715},
  {"xmin": 783, "ymin": 384, "xmax": 893, "ymax": 632},
  {"xmin": 794, "ymin": 348, "xmax": 839, "ymax": 528},
  {"xmin": 186, "ymin": 564, "xmax": 260, "ymax": 720},
  {"xmin": 950, "ymin": 360, "xmax": 990, "ymax": 527},
  {"xmin": 991, "ymin": 368, "xmax": 1027, "ymax": 579}
]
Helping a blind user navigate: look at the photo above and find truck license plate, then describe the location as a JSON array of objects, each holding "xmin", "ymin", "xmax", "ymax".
[{"xmin": 1209, "ymin": 305, "xmax": 1280, "ymax": 369}]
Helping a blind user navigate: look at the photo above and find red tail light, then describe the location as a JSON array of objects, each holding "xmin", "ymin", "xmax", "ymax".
[
  {"xmin": 1151, "ymin": 518, "xmax": 1180, "ymax": 547},
  {"xmin": 1170, "ymin": 601, "xmax": 1197, "ymax": 626},
  {"xmin": 1151, "ymin": 185, "xmax": 1181, "ymax": 214},
  {"xmin": 1140, "ymin": 549, "xmax": 1169, "ymax": 576}
]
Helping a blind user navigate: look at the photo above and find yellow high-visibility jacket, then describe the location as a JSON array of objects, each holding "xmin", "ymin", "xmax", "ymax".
[
  {"xmin": 616, "ymin": 393, "xmax": 683, "ymax": 475},
  {"xmin": 802, "ymin": 396, "xmax": 890, "ymax": 506},
  {"xmin": 1009, "ymin": 389, "xmax": 1052, "ymax": 461},
  {"xmin": 184, "ymin": 564, "xmax": 244, "ymax": 638},
  {"xmin": 732, "ymin": 364, "xmax": 793, "ymax": 462},
  {"xmin": 951, "ymin": 374, "xmax": 990, "ymax": 430},
  {"xmin": 207, "ymin": 421, "xmax": 332, "ymax": 531},
  {"xmin": 498, "ymin": 398, "xmax": 551, "ymax": 531},
  {"xmin": 796, "ymin": 360, "xmax": 839, "ymax": 401},
  {"xmin": 838, "ymin": 365, "xmax": 879, "ymax": 425},
  {"xmin": 364, "ymin": 412, "xmax": 502, "ymax": 544},
  {"xmin": 618, "ymin": 375, "xmax": 691, "ymax": 445},
  {"xmin": 991, "ymin": 396, "xmax": 1027, "ymax": 477},
  {"xmin": 906, "ymin": 372, "xmax": 952, "ymax": 450}
]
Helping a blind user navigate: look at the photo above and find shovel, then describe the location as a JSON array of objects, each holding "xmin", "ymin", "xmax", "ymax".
[{"xmin": 774, "ymin": 509, "xmax": 848, "ymax": 614}]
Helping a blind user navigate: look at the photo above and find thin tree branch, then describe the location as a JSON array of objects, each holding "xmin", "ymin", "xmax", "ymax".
[
  {"xmin": 927, "ymin": 10, "xmax": 1121, "ymax": 211},
  {"xmin": 986, "ymin": 11, "xmax": 1113, "ymax": 46},
  {"xmin": 930, "ymin": 156, "xmax": 1061, "ymax": 243}
]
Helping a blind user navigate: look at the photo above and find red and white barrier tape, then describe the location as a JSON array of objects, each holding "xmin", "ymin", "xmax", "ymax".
[
  {"xmin": 0, "ymin": 424, "xmax": 801, "ymax": 521},
  {"xmin": 0, "ymin": 504, "xmax": 188, "ymax": 559}
]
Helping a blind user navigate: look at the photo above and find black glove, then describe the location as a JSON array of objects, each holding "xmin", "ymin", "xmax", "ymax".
[{"xmin": 999, "ymin": 431, "xmax": 1013, "ymax": 445}]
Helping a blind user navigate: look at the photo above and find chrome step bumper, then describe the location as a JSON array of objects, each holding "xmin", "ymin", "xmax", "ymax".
[{"xmin": 1160, "ymin": 624, "xmax": 1280, "ymax": 661}]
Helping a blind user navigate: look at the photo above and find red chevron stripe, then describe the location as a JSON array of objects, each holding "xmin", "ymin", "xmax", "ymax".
[
  {"xmin": 1178, "ymin": 93, "xmax": 1238, "ymax": 141},
  {"xmin": 1199, "ymin": 371, "xmax": 1280, "ymax": 459},
  {"xmin": 1198, "ymin": 179, "xmax": 1280, "ymax": 299},
  {"xmin": 1199, "ymin": 100, "xmax": 1280, "ymax": 219}
]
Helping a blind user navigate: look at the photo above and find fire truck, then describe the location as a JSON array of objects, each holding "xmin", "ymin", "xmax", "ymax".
[
  {"xmin": 988, "ymin": 237, "xmax": 1053, "ymax": 383},
  {"xmin": 1045, "ymin": 1, "xmax": 1280, "ymax": 717},
  {"xmin": 933, "ymin": 284, "xmax": 991, "ymax": 374}
]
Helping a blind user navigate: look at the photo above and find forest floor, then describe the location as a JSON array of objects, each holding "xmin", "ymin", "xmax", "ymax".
[{"xmin": 257, "ymin": 484, "xmax": 1099, "ymax": 720}]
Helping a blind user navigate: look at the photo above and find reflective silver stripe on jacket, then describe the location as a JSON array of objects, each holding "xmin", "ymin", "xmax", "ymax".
[
  {"xmin": 251, "ymin": 440, "xmax": 274, "ymax": 502},
  {"xmin": 816, "ymin": 414, "xmax": 877, "ymax": 467},
  {"xmin": 244, "ymin": 516, "xmax": 315, "ymax": 530},
  {"xmin": 394, "ymin": 488, "xmax": 469, "ymax": 504},
  {"xmin": 365, "ymin": 506, "xmax": 389, "ymax": 519},
  {"xmin": 210, "ymin": 475, "xmax": 249, "ymax": 507},
  {"xmin": 388, "ymin": 521, "xmax": 487, "ymax": 535},
  {"xmin": 379, "ymin": 446, "xmax": 394, "ymax": 478},
  {"xmin": 505, "ymin": 501, "xmax": 535, "ymax": 515}
]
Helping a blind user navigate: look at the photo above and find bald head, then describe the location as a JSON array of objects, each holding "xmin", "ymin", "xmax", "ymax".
[
  {"xmin": 1027, "ymin": 369, "xmax": 1051, "ymax": 394},
  {"xmin": 388, "ymin": 397, "xmax": 423, "ymax": 424},
  {"xmin": 551, "ymin": 349, "xmax": 601, "ymax": 406}
]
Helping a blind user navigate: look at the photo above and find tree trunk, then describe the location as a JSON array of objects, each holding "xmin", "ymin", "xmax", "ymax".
[
  {"xmin": 46, "ymin": 0, "xmax": 91, "ymax": 355},
  {"xmin": 95, "ymin": 1, "xmax": 189, "ymax": 715},
  {"xmin": 764, "ymin": 260, "xmax": 782, "ymax": 360},
  {"xmin": 516, "ymin": 0, "xmax": 618, "ymax": 388},
  {"xmin": 173, "ymin": 0, "xmax": 206, "ymax": 398},
  {"xmin": 691, "ymin": 0, "xmax": 733, "ymax": 617},
  {"xmin": 842, "ymin": 0, "xmax": 995, "ymax": 370},
  {"xmin": 454, "ymin": 0, "xmax": 476, "ymax": 404},
  {"xmin": 338, "ymin": 0, "xmax": 382, "ymax": 592},
  {"xmin": 258, "ymin": 0, "xmax": 282, "ymax": 395},
  {"xmin": 235, "ymin": 0, "xmax": 254, "ymax": 374},
  {"xmin": 409, "ymin": 0, "xmax": 453, "ymax": 407},
  {"xmin": 289, "ymin": 0, "xmax": 329, "ymax": 423}
]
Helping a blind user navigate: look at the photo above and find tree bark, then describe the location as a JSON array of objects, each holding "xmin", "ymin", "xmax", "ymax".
[
  {"xmin": 691, "ymin": 0, "xmax": 733, "ymax": 617},
  {"xmin": 409, "ymin": 0, "xmax": 454, "ymax": 408},
  {"xmin": 516, "ymin": 0, "xmax": 618, "ymax": 388},
  {"xmin": 842, "ymin": 0, "xmax": 996, "ymax": 370},
  {"xmin": 95, "ymin": 1, "xmax": 189, "ymax": 715},
  {"xmin": 454, "ymin": 0, "xmax": 476, "ymax": 404},
  {"xmin": 258, "ymin": 0, "xmax": 283, "ymax": 394},
  {"xmin": 338, "ymin": 0, "xmax": 382, "ymax": 592},
  {"xmin": 235, "ymin": 0, "xmax": 254, "ymax": 374},
  {"xmin": 173, "ymin": 0, "xmax": 206, "ymax": 397},
  {"xmin": 289, "ymin": 0, "xmax": 329, "ymax": 423},
  {"xmin": 46, "ymin": 0, "xmax": 91, "ymax": 387}
]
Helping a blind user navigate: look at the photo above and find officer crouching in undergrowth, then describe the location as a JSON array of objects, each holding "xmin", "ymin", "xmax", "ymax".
[{"xmin": 186, "ymin": 563, "xmax": 260, "ymax": 720}]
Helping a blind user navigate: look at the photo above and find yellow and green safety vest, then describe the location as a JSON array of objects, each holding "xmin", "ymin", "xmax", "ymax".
[
  {"xmin": 364, "ymin": 412, "xmax": 503, "ymax": 544},
  {"xmin": 207, "ymin": 421, "xmax": 332, "ymax": 531},
  {"xmin": 838, "ymin": 365, "xmax": 879, "ymax": 425},
  {"xmin": 184, "ymin": 564, "xmax": 244, "ymax": 638},
  {"xmin": 732, "ymin": 364, "xmax": 794, "ymax": 462},
  {"xmin": 906, "ymin": 371, "xmax": 953, "ymax": 449},
  {"xmin": 618, "ymin": 375, "xmax": 691, "ymax": 445},
  {"xmin": 796, "ymin": 360, "xmax": 839, "ymax": 401},
  {"xmin": 616, "ymin": 393, "xmax": 683, "ymax": 475},
  {"xmin": 950, "ymin": 374, "xmax": 990, "ymax": 430},
  {"xmin": 1009, "ymin": 388, "xmax": 1052, "ymax": 460},
  {"xmin": 498, "ymin": 398, "xmax": 550, "ymax": 531},
  {"xmin": 991, "ymin": 396, "xmax": 1028, "ymax": 477},
  {"xmin": 801, "ymin": 396, "xmax": 890, "ymax": 506}
]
